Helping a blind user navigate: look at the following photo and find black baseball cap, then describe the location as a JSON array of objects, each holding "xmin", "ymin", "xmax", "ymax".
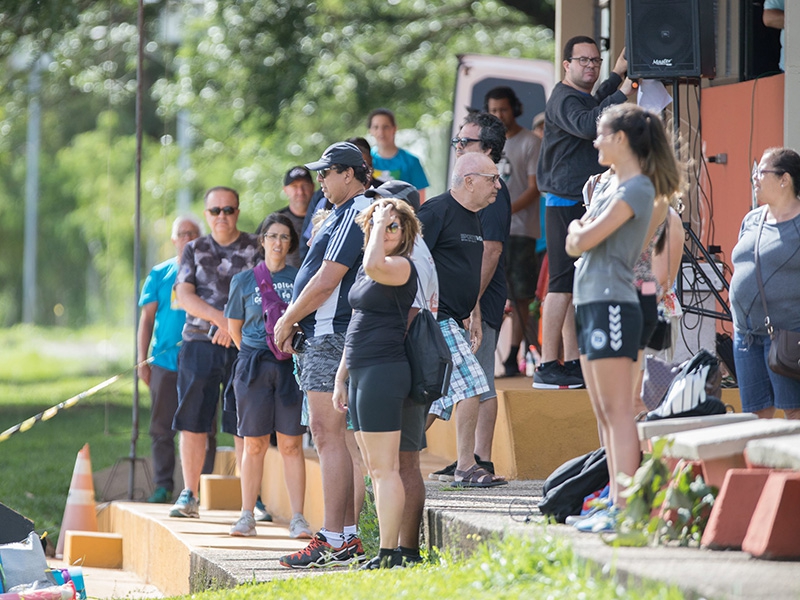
[
  {"xmin": 284, "ymin": 166, "xmax": 313, "ymax": 186},
  {"xmin": 364, "ymin": 180, "xmax": 421, "ymax": 212},
  {"xmin": 305, "ymin": 142, "xmax": 367, "ymax": 171}
]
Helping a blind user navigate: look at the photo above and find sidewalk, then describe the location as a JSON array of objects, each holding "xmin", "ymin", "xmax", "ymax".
[{"xmin": 85, "ymin": 479, "xmax": 800, "ymax": 600}]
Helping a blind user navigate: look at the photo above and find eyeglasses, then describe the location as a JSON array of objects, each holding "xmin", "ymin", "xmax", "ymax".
[
  {"xmin": 369, "ymin": 219, "xmax": 402, "ymax": 234},
  {"xmin": 263, "ymin": 233, "xmax": 291, "ymax": 243},
  {"xmin": 466, "ymin": 172, "xmax": 501, "ymax": 184},
  {"xmin": 318, "ymin": 166, "xmax": 342, "ymax": 179},
  {"xmin": 451, "ymin": 137, "xmax": 481, "ymax": 149},
  {"xmin": 568, "ymin": 56, "xmax": 603, "ymax": 67},
  {"xmin": 753, "ymin": 168, "xmax": 783, "ymax": 179},
  {"xmin": 176, "ymin": 230, "xmax": 198, "ymax": 239},
  {"xmin": 206, "ymin": 206, "xmax": 237, "ymax": 216}
]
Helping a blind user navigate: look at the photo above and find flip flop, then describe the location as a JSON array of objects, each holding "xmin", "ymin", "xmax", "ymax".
[{"xmin": 451, "ymin": 464, "xmax": 508, "ymax": 488}]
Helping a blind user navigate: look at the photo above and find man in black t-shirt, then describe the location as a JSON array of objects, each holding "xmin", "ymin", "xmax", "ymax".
[{"xmin": 417, "ymin": 153, "xmax": 507, "ymax": 488}]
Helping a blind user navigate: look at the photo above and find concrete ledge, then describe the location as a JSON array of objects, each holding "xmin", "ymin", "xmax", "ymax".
[
  {"xmin": 637, "ymin": 413, "xmax": 757, "ymax": 442},
  {"xmin": 745, "ymin": 434, "xmax": 800, "ymax": 469},
  {"xmin": 664, "ymin": 419, "xmax": 800, "ymax": 462}
]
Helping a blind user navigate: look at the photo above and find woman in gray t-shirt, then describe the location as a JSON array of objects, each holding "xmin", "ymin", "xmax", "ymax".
[{"xmin": 564, "ymin": 104, "xmax": 682, "ymax": 531}]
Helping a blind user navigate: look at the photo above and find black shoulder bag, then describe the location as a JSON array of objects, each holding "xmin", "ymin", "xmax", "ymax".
[{"xmin": 394, "ymin": 262, "xmax": 453, "ymax": 405}]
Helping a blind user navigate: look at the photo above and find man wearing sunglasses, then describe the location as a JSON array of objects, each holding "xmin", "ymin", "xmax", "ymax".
[
  {"xmin": 535, "ymin": 35, "xmax": 635, "ymax": 390},
  {"xmin": 169, "ymin": 186, "xmax": 260, "ymax": 519},
  {"xmin": 274, "ymin": 142, "xmax": 371, "ymax": 569}
]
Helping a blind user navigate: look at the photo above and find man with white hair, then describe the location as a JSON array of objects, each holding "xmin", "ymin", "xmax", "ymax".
[
  {"xmin": 137, "ymin": 215, "xmax": 204, "ymax": 504},
  {"xmin": 418, "ymin": 152, "xmax": 507, "ymax": 488}
]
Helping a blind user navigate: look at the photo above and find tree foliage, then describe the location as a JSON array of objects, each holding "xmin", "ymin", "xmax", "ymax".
[{"xmin": 0, "ymin": 0, "xmax": 554, "ymax": 326}]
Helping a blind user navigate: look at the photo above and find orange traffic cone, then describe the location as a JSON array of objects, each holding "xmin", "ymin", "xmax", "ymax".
[{"xmin": 55, "ymin": 443, "xmax": 98, "ymax": 558}]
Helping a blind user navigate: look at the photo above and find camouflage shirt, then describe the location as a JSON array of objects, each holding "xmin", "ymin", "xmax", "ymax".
[{"xmin": 177, "ymin": 232, "xmax": 260, "ymax": 341}]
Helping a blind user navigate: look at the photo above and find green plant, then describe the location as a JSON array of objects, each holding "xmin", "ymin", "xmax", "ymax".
[{"xmin": 615, "ymin": 438, "xmax": 717, "ymax": 547}]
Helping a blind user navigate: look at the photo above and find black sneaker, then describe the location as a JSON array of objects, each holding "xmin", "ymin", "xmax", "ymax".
[
  {"xmin": 532, "ymin": 361, "xmax": 584, "ymax": 390},
  {"xmin": 360, "ymin": 549, "xmax": 404, "ymax": 570},
  {"xmin": 430, "ymin": 460, "xmax": 456, "ymax": 482},
  {"xmin": 563, "ymin": 359, "xmax": 584, "ymax": 383}
]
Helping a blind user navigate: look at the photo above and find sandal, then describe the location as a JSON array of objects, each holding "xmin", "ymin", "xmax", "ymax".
[{"xmin": 451, "ymin": 464, "xmax": 508, "ymax": 488}]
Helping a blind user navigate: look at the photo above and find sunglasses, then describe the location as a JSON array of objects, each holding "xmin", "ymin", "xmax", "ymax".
[
  {"xmin": 451, "ymin": 137, "xmax": 481, "ymax": 149},
  {"xmin": 206, "ymin": 206, "xmax": 237, "ymax": 216},
  {"xmin": 318, "ymin": 166, "xmax": 344, "ymax": 180},
  {"xmin": 370, "ymin": 219, "xmax": 402, "ymax": 234}
]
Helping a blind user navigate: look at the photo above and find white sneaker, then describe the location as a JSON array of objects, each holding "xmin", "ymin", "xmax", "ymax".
[
  {"xmin": 230, "ymin": 513, "xmax": 257, "ymax": 537},
  {"xmin": 289, "ymin": 514, "xmax": 313, "ymax": 539}
]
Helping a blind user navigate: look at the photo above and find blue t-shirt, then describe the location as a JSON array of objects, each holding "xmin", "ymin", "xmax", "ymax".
[
  {"xmin": 225, "ymin": 264, "xmax": 298, "ymax": 351},
  {"xmin": 138, "ymin": 257, "xmax": 184, "ymax": 371},
  {"xmin": 293, "ymin": 194, "xmax": 370, "ymax": 337},
  {"xmin": 371, "ymin": 147, "xmax": 430, "ymax": 190}
]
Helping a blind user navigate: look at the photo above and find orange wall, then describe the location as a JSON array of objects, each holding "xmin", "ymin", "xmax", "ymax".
[{"xmin": 700, "ymin": 75, "xmax": 784, "ymax": 265}]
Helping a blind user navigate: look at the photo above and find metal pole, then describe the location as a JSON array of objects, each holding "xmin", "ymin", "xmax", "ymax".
[
  {"xmin": 23, "ymin": 59, "xmax": 41, "ymax": 324},
  {"xmin": 130, "ymin": 0, "xmax": 145, "ymax": 500}
]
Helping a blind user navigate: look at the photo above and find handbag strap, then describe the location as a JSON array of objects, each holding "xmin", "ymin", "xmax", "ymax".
[
  {"xmin": 392, "ymin": 258, "xmax": 421, "ymax": 336},
  {"xmin": 753, "ymin": 206, "xmax": 774, "ymax": 336}
]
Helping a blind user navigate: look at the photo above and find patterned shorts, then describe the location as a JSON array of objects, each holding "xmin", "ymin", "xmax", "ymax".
[
  {"xmin": 428, "ymin": 318, "xmax": 490, "ymax": 421},
  {"xmin": 294, "ymin": 333, "xmax": 345, "ymax": 393}
]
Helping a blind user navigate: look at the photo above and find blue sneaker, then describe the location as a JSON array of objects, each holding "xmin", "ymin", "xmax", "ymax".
[
  {"xmin": 254, "ymin": 497, "xmax": 273, "ymax": 522},
  {"xmin": 168, "ymin": 489, "xmax": 199, "ymax": 518},
  {"xmin": 574, "ymin": 507, "xmax": 619, "ymax": 533}
]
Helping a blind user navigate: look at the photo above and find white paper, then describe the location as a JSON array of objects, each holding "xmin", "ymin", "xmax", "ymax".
[{"xmin": 637, "ymin": 79, "xmax": 673, "ymax": 113}]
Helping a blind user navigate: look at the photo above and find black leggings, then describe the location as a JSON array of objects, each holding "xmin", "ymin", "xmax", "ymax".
[{"xmin": 348, "ymin": 361, "xmax": 411, "ymax": 433}]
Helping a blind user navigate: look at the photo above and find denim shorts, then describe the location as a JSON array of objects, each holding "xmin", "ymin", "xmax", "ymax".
[{"xmin": 733, "ymin": 330, "xmax": 800, "ymax": 412}]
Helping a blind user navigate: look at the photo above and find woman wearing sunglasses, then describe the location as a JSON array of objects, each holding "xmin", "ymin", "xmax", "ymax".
[{"xmin": 332, "ymin": 198, "xmax": 421, "ymax": 569}]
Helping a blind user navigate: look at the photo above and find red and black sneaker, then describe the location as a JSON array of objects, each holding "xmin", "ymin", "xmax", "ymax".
[
  {"xmin": 335, "ymin": 535, "xmax": 366, "ymax": 565},
  {"xmin": 279, "ymin": 532, "xmax": 342, "ymax": 569}
]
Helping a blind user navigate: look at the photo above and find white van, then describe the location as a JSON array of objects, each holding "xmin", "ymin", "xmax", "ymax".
[{"xmin": 448, "ymin": 54, "xmax": 554, "ymax": 178}]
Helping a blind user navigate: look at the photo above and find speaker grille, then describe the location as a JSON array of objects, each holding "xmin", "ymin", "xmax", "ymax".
[{"xmin": 627, "ymin": 0, "xmax": 715, "ymax": 79}]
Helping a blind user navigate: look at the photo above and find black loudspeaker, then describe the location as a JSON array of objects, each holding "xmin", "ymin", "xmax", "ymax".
[{"xmin": 626, "ymin": 0, "xmax": 716, "ymax": 79}]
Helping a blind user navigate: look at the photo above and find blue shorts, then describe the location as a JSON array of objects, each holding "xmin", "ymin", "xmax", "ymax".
[
  {"xmin": 575, "ymin": 302, "xmax": 642, "ymax": 361},
  {"xmin": 428, "ymin": 319, "xmax": 489, "ymax": 420},
  {"xmin": 174, "ymin": 340, "xmax": 238, "ymax": 434},
  {"xmin": 734, "ymin": 330, "xmax": 800, "ymax": 412}
]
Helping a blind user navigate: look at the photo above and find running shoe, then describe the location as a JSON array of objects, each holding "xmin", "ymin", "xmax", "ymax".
[
  {"xmin": 254, "ymin": 497, "xmax": 273, "ymax": 522},
  {"xmin": 279, "ymin": 532, "xmax": 346, "ymax": 569},
  {"xmin": 289, "ymin": 514, "xmax": 313, "ymax": 539},
  {"xmin": 229, "ymin": 513, "xmax": 257, "ymax": 537},
  {"xmin": 533, "ymin": 361, "xmax": 584, "ymax": 390},
  {"xmin": 338, "ymin": 535, "xmax": 367, "ymax": 565},
  {"xmin": 147, "ymin": 486, "xmax": 171, "ymax": 504},
  {"xmin": 574, "ymin": 507, "xmax": 620, "ymax": 533},
  {"xmin": 168, "ymin": 489, "xmax": 199, "ymax": 518},
  {"xmin": 360, "ymin": 549, "xmax": 404, "ymax": 570},
  {"xmin": 430, "ymin": 460, "xmax": 456, "ymax": 482}
]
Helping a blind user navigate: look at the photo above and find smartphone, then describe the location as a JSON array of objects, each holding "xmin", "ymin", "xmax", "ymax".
[{"xmin": 291, "ymin": 330, "xmax": 307, "ymax": 353}]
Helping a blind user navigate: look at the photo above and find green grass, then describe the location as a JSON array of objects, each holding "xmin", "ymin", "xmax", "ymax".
[
  {"xmin": 0, "ymin": 325, "xmax": 233, "ymax": 542},
  {"xmin": 185, "ymin": 534, "xmax": 685, "ymax": 600}
]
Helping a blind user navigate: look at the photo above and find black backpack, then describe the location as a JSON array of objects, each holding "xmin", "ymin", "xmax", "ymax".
[{"xmin": 538, "ymin": 447, "xmax": 609, "ymax": 523}]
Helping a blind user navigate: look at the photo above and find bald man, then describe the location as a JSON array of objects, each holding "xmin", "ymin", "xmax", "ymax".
[{"xmin": 417, "ymin": 153, "xmax": 507, "ymax": 488}]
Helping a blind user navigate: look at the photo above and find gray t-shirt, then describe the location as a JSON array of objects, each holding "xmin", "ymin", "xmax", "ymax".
[
  {"xmin": 499, "ymin": 128, "xmax": 541, "ymax": 238},
  {"xmin": 730, "ymin": 206, "xmax": 800, "ymax": 336},
  {"xmin": 573, "ymin": 174, "xmax": 655, "ymax": 305}
]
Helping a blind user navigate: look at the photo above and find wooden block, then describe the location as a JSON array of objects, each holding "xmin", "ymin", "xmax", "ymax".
[
  {"xmin": 64, "ymin": 531, "xmax": 122, "ymax": 568},
  {"xmin": 199, "ymin": 475, "xmax": 241, "ymax": 510}
]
